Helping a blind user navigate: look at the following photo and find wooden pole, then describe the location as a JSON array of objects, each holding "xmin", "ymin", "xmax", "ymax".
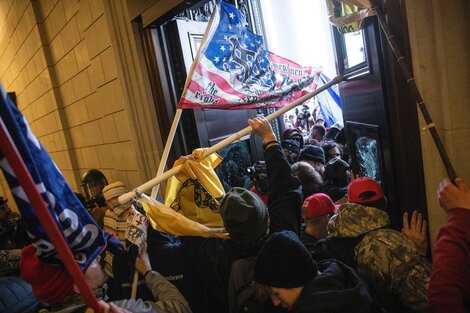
[
  {"xmin": 118, "ymin": 75, "xmax": 343, "ymax": 204},
  {"xmin": 150, "ymin": 109, "xmax": 183, "ymax": 199},
  {"xmin": 372, "ymin": 2, "xmax": 457, "ymax": 181},
  {"xmin": 0, "ymin": 117, "xmax": 102, "ymax": 313}
]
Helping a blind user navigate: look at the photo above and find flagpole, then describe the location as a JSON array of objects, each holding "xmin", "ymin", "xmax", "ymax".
[
  {"xmin": 372, "ymin": 2, "xmax": 457, "ymax": 182},
  {"xmin": 118, "ymin": 75, "xmax": 343, "ymax": 204},
  {"xmin": 0, "ymin": 117, "xmax": 102, "ymax": 313},
  {"xmin": 150, "ymin": 109, "xmax": 182, "ymax": 199}
]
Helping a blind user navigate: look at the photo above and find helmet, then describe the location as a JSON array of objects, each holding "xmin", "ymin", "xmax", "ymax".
[{"xmin": 80, "ymin": 169, "xmax": 108, "ymax": 208}]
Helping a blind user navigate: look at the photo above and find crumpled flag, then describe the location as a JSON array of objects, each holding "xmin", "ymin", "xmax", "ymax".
[
  {"xmin": 326, "ymin": 0, "xmax": 375, "ymax": 34},
  {"xmin": 141, "ymin": 194, "xmax": 228, "ymax": 239},
  {"xmin": 165, "ymin": 148, "xmax": 225, "ymax": 228}
]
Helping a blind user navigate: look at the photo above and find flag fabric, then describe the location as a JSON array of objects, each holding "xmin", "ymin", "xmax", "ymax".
[
  {"xmin": 141, "ymin": 194, "xmax": 228, "ymax": 239},
  {"xmin": 178, "ymin": 0, "xmax": 321, "ymax": 110},
  {"xmin": 0, "ymin": 85, "xmax": 107, "ymax": 270},
  {"xmin": 126, "ymin": 207, "xmax": 148, "ymax": 249},
  {"xmin": 316, "ymin": 73, "xmax": 343, "ymax": 126},
  {"xmin": 326, "ymin": 0, "xmax": 374, "ymax": 34},
  {"xmin": 165, "ymin": 148, "xmax": 225, "ymax": 228}
]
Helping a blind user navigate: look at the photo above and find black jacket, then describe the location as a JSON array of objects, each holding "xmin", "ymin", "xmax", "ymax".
[
  {"xmin": 299, "ymin": 231, "xmax": 318, "ymax": 253},
  {"xmin": 293, "ymin": 259, "xmax": 376, "ymax": 313},
  {"xmin": 182, "ymin": 143, "xmax": 303, "ymax": 311}
]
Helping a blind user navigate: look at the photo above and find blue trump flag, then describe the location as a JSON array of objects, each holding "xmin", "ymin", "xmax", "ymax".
[{"xmin": 0, "ymin": 84, "xmax": 107, "ymax": 269}]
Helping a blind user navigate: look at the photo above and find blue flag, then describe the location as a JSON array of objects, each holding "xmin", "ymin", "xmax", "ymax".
[
  {"xmin": 316, "ymin": 73, "xmax": 343, "ymax": 126},
  {"xmin": 0, "ymin": 84, "xmax": 106, "ymax": 269}
]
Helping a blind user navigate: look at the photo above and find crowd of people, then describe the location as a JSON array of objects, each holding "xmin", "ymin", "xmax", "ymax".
[{"xmin": 0, "ymin": 116, "xmax": 469, "ymax": 313}]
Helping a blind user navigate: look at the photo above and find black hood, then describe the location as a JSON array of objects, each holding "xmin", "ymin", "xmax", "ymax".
[{"xmin": 293, "ymin": 259, "xmax": 375, "ymax": 313}]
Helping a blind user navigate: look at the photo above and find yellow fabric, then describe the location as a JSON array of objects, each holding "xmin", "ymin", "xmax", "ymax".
[
  {"xmin": 327, "ymin": 0, "xmax": 375, "ymax": 34},
  {"xmin": 141, "ymin": 194, "xmax": 228, "ymax": 239},
  {"xmin": 164, "ymin": 149, "xmax": 225, "ymax": 228}
]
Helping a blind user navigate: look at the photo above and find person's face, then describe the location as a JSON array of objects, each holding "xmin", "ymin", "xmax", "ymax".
[
  {"xmin": 310, "ymin": 129, "xmax": 321, "ymax": 141},
  {"xmin": 304, "ymin": 160, "xmax": 325, "ymax": 175},
  {"xmin": 327, "ymin": 147, "xmax": 341, "ymax": 160},
  {"xmin": 283, "ymin": 148, "xmax": 298, "ymax": 164},
  {"xmin": 270, "ymin": 287, "xmax": 303, "ymax": 310},
  {"xmin": 83, "ymin": 256, "xmax": 107, "ymax": 289}
]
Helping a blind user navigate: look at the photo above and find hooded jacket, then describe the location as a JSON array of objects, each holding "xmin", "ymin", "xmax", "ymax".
[
  {"xmin": 181, "ymin": 144, "xmax": 303, "ymax": 311},
  {"xmin": 323, "ymin": 203, "xmax": 431, "ymax": 312},
  {"xmin": 293, "ymin": 259, "xmax": 375, "ymax": 313}
]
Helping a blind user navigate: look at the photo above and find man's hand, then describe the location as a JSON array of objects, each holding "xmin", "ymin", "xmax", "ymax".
[
  {"xmin": 248, "ymin": 117, "xmax": 276, "ymax": 144},
  {"xmin": 402, "ymin": 210, "xmax": 428, "ymax": 256},
  {"xmin": 85, "ymin": 300, "xmax": 132, "ymax": 313},
  {"xmin": 135, "ymin": 243, "xmax": 152, "ymax": 275},
  {"xmin": 437, "ymin": 178, "xmax": 470, "ymax": 212}
]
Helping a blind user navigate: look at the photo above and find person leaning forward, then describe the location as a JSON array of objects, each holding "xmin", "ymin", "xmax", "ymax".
[{"xmin": 253, "ymin": 230, "xmax": 376, "ymax": 313}]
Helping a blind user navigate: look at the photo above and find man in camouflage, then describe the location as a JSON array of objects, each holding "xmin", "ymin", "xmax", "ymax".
[{"xmin": 312, "ymin": 178, "xmax": 431, "ymax": 312}]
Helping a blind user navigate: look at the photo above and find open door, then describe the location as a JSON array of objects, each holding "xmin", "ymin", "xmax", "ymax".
[{"xmin": 335, "ymin": 17, "xmax": 426, "ymax": 229}]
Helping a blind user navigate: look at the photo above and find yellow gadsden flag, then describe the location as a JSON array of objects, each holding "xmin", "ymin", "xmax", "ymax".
[
  {"xmin": 165, "ymin": 148, "xmax": 225, "ymax": 228},
  {"xmin": 141, "ymin": 194, "xmax": 228, "ymax": 239}
]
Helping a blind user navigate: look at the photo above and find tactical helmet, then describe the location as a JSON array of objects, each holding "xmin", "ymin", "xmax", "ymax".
[{"xmin": 80, "ymin": 169, "xmax": 108, "ymax": 208}]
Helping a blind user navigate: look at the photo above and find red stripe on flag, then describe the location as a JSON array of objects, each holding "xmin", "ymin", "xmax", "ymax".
[{"xmin": 193, "ymin": 62, "xmax": 247, "ymax": 99}]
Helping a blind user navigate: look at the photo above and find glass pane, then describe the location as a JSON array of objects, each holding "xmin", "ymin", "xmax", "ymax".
[
  {"xmin": 355, "ymin": 136, "xmax": 381, "ymax": 184},
  {"xmin": 342, "ymin": 30, "xmax": 366, "ymax": 69}
]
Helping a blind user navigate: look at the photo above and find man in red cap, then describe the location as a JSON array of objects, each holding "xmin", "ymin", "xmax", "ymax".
[
  {"xmin": 312, "ymin": 176, "xmax": 431, "ymax": 312},
  {"xmin": 300, "ymin": 193, "xmax": 336, "ymax": 251}
]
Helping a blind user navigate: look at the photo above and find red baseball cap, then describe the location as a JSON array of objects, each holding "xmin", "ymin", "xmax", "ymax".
[
  {"xmin": 302, "ymin": 193, "xmax": 336, "ymax": 219},
  {"xmin": 348, "ymin": 177, "xmax": 384, "ymax": 203}
]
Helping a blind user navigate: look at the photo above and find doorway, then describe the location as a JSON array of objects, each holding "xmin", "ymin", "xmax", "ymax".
[{"xmin": 140, "ymin": 0, "xmax": 427, "ymax": 229}]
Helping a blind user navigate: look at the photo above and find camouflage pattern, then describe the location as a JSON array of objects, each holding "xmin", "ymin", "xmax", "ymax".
[
  {"xmin": 328, "ymin": 203, "xmax": 390, "ymax": 237},
  {"xmin": 327, "ymin": 203, "xmax": 431, "ymax": 312}
]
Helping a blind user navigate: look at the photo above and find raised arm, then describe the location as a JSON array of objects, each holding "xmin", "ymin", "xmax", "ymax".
[
  {"xmin": 248, "ymin": 117, "xmax": 303, "ymax": 235},
  {"xmin": 429, "ymin": 178, "xmax": 470, "ymax": 313}
]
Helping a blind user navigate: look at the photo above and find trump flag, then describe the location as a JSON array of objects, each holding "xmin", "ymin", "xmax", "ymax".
[
  {"xmin": 0, "ymin": 85, "xmax": 107, "ymax": 270},
  {"xmin": 179, "ymin": 0, "xmax": 321, "ymax": 110}
]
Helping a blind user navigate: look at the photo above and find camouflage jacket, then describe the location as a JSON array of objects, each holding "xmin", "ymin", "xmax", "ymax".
[{"xmin": 328, "ymin": 203, "xmax": 431, "ymax": 313}]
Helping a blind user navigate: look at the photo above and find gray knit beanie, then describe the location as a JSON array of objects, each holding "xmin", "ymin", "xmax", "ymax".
[{"xmin": 220, "ymin": 187, "xmax": 268, "ymax": 244}]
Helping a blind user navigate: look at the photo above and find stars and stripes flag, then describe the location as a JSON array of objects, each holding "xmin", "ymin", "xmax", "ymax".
[
  {"xmin": 178, "ymin": 0, "xmax": 321, "ymax": 110},
  {"xmin": 0, "ymin": 84, "xmax": 107, "ymax": 270},
  {"xmin": 316, "ymin": 73, "xmax": 343, "ymax": 126}
]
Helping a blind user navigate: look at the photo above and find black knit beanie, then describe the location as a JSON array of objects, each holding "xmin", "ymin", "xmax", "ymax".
[
  {"xmin": 254, "ymin": 230, "xmax": 317, "ymax": 288},
  {"xmin": 220, "ymin": 187, "xmax": 269, "ymax": 244},
  {"xmin": 281, "ymin": 139, "xmax": 300, "ymax": 154},
  {"xmin": 299, "ymin": 145, "xmax": 326, "ymax": 164}
]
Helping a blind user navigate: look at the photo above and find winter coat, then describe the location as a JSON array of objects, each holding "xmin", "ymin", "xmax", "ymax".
[
  {"xmin": 110, "ymin": 271, "xmax": 192, "ymax": 313},
  {"xmin": 429, "ymin": 208, "xmax": 470, "ymax": 313},
  {"xmin": 181, "ymin": 143, "xmax": 303, "ymax": 312},
  {"xmin": 322, "ymin": 203, "xmax": 431, "ymax": 312},
  {"xmin": 293, "ymin": 259, "xmax": 375, "ymax": 313}
]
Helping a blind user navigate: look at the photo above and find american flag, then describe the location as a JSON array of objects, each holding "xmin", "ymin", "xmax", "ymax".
[
  {"xmin": 179, "ymin": 0, "xmax": 321, "ymax": 110},
  {"xmin": 0, "ymin": 84, "xmax": 107, "ymax": 269}
]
